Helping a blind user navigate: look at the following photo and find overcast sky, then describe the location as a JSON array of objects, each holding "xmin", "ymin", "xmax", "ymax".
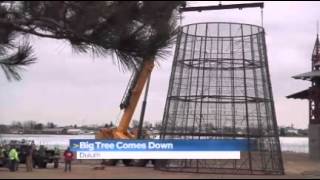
[{"xmin": 0, "ymin": 1, "xmax": 319, "ymax": 129}]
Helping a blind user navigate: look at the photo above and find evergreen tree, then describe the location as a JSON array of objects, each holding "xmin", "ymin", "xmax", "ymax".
[{"xmin": 0, "ymin": 1, "xmax": 186, "ymax": 80}]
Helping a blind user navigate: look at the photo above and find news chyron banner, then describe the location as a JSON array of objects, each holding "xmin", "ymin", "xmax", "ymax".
[{"xmin": 70, "ymin": 139, "xmax": 254, "ymax": 159}]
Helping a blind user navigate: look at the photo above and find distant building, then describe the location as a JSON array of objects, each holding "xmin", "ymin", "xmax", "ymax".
[
  {"xmin": 286, "ymin": 128, "xmax": 299, "ymax": 135},
  {"xmin": 9, "ymin": 128, "xmax": 23, "ymax": 134},
  {"xmin": 66, "ymin": 129, "xmax": 82, "ymax": 135},
  {"xmin": 42, "ymin": 128, "xmax": 64, "ymax": 134}
]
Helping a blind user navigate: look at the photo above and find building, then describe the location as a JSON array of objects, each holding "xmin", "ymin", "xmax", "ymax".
[
  {"xmin": 41, "ymin": 128, "xmax": 64, "ymax": 134},
  {"xmin": 66, "ymin": 128, "xmax": 83, "ymax": 135},
  {"xmin": 286, "ymin": 128, "xmax": 299, "ymax": 135}
]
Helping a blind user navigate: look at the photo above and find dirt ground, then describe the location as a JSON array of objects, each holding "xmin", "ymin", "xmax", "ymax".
[{"xmin": 1, "ymin": 152, "xmax": 320, "ymax": 179}]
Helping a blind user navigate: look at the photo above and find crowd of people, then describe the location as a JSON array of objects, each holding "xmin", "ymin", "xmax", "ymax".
[
  {"xmin": 0, "ymin": 144, "xmax": 24, "ymax": 172},
  {"xmin": 0, "ymin": 141, "xmax": 74, "ymax": 173}
]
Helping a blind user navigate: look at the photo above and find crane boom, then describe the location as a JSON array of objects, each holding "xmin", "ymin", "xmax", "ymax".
[
  {"xmin": 114, "ymin": 58, "xmax": 154, "ymax": 138},
  {"xmin": 120, "ymin": 65, "xmax": 142, "ymax": 110},
  {"xmin": 96, "ymin": 58, "xmax": 154, "ymax": 139}
]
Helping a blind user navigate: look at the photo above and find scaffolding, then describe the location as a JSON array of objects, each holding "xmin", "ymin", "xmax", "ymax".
[{"xmin": 156, "ymin": 22, "xmax": 284, "ymax": 175}]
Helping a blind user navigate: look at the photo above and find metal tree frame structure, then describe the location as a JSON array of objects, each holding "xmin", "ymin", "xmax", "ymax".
[{"xmin": 156, "ymin": 22, "xmax": 284, "ymax": 175}]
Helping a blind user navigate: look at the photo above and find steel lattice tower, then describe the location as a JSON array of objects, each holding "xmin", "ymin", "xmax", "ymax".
[
  {"xmin": 287, "ymin": 34, "xmax": 320, "ymax": 160},
  {"xmin": 156, "ymin": 22, "xmax": 284, "ymax": 175}
]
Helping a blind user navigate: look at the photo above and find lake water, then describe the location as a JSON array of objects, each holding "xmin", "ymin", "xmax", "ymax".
[{"xmin": 0, "ymin": 134, "xmax": 309, "ymax": 153}]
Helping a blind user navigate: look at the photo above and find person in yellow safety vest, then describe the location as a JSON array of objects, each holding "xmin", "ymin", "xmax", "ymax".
[{"xmin": 9, "ymin": 147, "xmax": 19, "ymax": 172}]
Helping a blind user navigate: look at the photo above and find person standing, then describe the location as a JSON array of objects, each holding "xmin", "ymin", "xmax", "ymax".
[
  {"xmin": 53, "ymin": 146, "xmax": 60, "ymax": 168},
  {"xmin": 8, "ymin": 146, "xmax": 19, "ymax": 172},
  {"xmin": 3, "ymin": 145, "xmax": 9, "ymax": 169},
  {"xmin": 0, "ymin": 145, "xmax": 6, "ymax": 167},
  {"xmin": 0, "ymin": 145, "xmax": 4, "ymax": 159},
  {"xmin": 63, "ymin": 147, "xmax": 73, "ymax": 172},
  {"xmin": 26, "ymin": 144, "xmax": 34, "ymax": 172}
]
